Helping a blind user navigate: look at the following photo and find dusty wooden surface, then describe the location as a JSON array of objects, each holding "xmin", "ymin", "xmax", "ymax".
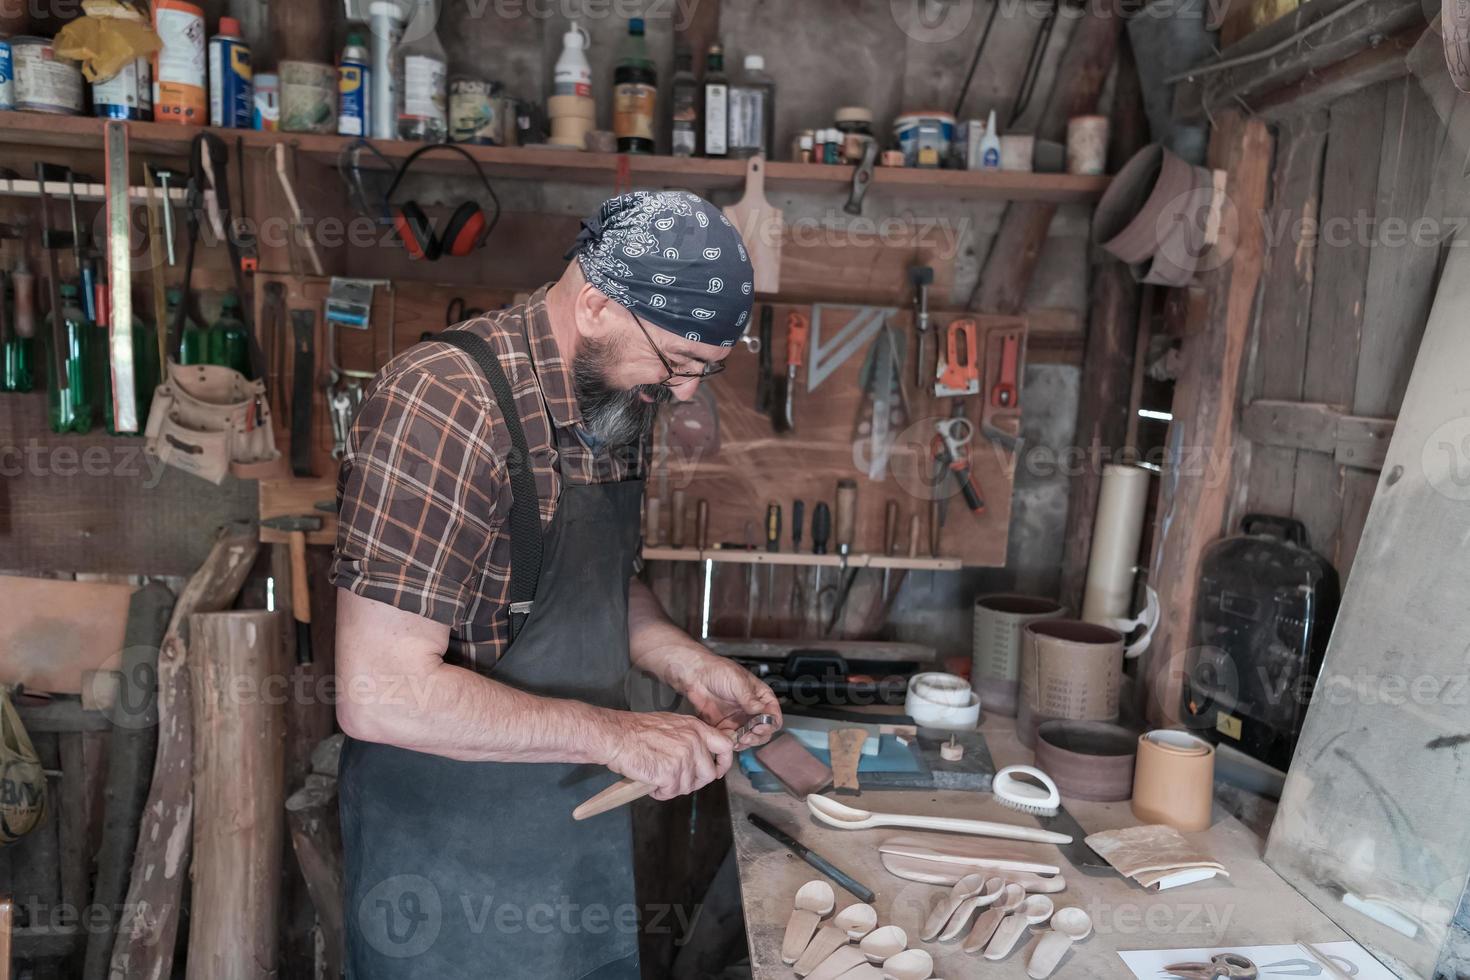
[{"xmin": 729, "ymin": 714, "xmax": 1356, "ymax": 978}]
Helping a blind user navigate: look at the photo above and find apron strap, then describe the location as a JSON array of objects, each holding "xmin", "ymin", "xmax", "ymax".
[{"xmin": 439, "ymin": 330, "xmax": 543, "ymax": 640}]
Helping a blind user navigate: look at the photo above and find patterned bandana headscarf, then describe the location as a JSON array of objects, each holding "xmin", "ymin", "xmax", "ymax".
[{"xmin": 567, "ymin": 191, "xmax": 755, "ymax": 347}]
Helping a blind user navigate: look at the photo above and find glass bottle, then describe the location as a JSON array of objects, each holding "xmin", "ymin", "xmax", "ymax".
[
  {"xmin": 173, "ymin": 288, "xmax": 210, "ymax": 366},
  {"xmin": 1, "ymin": 273, "xmax": 34, "ymax": 393},
  {"xmin": 612, "ymin": 17, "xmax": 656, "ymax": 154},
  {"xmin": 669, "ymin": 44, "xmax": 697, "ymax": 158},
  {"xmin": 209, "ymin": 292, "xmax": 251, "ymax": 376},
  {"xmin": 46, "ymin": 283, "xmax": 93, "ymax": 434},
  {"xmin": 395, "ymin": 0, "xmax": 448, "ymax": 143},
  {"xmin": 701, "ymin": 43, "xmax": 728, "ymax": 158},
  {"xmin": 729, "ymin": 54, "xmax": 775, "ymax": 159}
]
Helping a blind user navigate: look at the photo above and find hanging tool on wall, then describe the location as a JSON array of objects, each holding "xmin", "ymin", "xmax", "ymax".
[
  {"xmin": 143, "ymin": 167, "xmax": 170, "ymax": 381},
  {"xmin": 845, "ymin": 138, "xmax": 879, "ymax": 215},
  {"xmin": 290, "ymin": 308, "xmax": 317, "ymax": 477},
  {"xmin": 854, "ymin": 326, "xmax": 908, "ymax": 479},
  {"xmin": 103, "ymin": 121, "xmax": 139, "ymax": 434},
  {"xmin": 934, "ymin": 317, "xmax": 981, "ymax": 397},
  {"xmin": 881, "ymin": 499, "xmax": 900, "ymax": 601},
  {"xmin": 743, "ymin": 520, "xmax": 758, "ymax": 638},
  {"xmin": 34, "ymin": 163, "xmax": 71, "ymax": 400},
  {"xmin": 64, "ymin": 169, "xmax": 95, "ymax": 322},
  {"xmin": 810, "ymin": 500, "xmax": 831, "ymax": 632},
  {"xmin": 261, "ymin": 282, "xmax": 288, "ymax": 420},
  {"xmin": 935, "ymin": 415, "xmax": 986, "ymax": 513},
  {"xmin": 697, "ymin": 499, "xmax": 712, "ymax": 639},
  {"xmin": 233, "ymin": 136, "xmax": 258, "ymax": 274},
  {"xmin": 775, "ymin": 309, "xmax": 808, "ymax": 433},
  {"xmin": 981, "ymin": 325, "xmax": 1026, "ymax": 451},
  {"xmin": 789, "ymin": 498, "xmax": 805, "ymax": 620},
  {"xmin": 825, "ymin": 480, "xmax": 860, "ymax": 637},
  {"xmin": 764, "ymin": 502, "xmax": 781, "ymax": 625},
  {"xmin": 910, "ymin": 266, "xmax": 933, "ymax": 389},
  {"xmin": 808, "ymin": 304, "xmax": 893, "ymax": 391},
  {"xmin": 149, "ymin": 165, "xmax": 180, "ymax": 266},
  {"xmin": 754, "ymin": 305, "xmax": 774, "ymax": 417},
  {"xmin": 261, "ymin": 514, "xmax": 323, "ymax": 665}
]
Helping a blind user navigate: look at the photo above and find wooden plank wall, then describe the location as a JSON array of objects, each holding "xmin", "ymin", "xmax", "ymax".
[{"xmin": 1236, "ymin": 79, "xmax": 1446, "ymax": 581}]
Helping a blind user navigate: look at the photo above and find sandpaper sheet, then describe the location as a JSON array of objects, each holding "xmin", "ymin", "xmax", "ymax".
[{"xmin": 1084, "ymin": 824, "xmax": 1223, "ymax": 877}]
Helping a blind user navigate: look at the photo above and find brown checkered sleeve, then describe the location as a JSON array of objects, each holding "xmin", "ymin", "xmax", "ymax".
[{"xmin": 330, "ymin": 362, "xmax": 501, "ymax": 627}]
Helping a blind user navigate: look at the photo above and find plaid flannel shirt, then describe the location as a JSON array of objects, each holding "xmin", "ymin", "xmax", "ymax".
[{"xmin": 330, "ymin": 285, "xmax": 647, "ymax": 672}]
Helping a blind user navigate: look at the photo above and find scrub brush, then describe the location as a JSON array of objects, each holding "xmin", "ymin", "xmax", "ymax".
[{"xmin": 991, "ymin": 764, "xmax": 1061, "ymax": 817}]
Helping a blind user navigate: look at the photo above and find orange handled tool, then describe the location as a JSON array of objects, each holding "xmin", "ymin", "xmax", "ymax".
[{"xmin": 782, "ymin": 310, "xmax": 810, "ymax": 431}]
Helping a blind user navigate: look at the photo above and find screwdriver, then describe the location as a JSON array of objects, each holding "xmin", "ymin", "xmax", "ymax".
[
  {"xmin": 790, "ymin": 499, "xmax": 805, "ymax": 619},
  {"xmin": 882, "ymin": 500, "xmax": 899, "ymax": 600},
  {"xmin": 764, "ymin": 502, "xmax": 781, "ymax": 623},
  {"xmin": 811, "ymin": 500, "xmax": 832, "ymax": 614}
]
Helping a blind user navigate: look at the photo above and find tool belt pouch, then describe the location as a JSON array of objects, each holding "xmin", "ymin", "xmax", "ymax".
[
  {"xmin": 1, "ymin": 687, "xmax": 47, "ymax": 846},
  {"xmin": 145, "ymin": 361, "xmax": 281, "ymax": 485}
]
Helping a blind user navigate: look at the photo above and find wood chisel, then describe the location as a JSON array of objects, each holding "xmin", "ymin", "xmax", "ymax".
[
  {"xmin": 777, "ymin": 310, "xmax": 809, "ymax": 433},
  {"xmin": 910, "ymin": 265, "xmax": 933, "ymax": 388},
  {"xmin": 881, "ymin": 500, "xmax": 899, "ymax": 601},
  {"xmin": 754, "ymin": 304, "xmax": 774, "ymax": 416},
  {"xmin": 811, "ymin": 501, "xmax": 831, "ymax": 631},
  {"xmin": 764, "ymin": 502, "xmax": 781, "ymax": 624},
  {"xmin": 789, "ymin": 499, "xmax": 805, "ymax": 618},
  {"xmin": 573, "ymin": 713, "xmax": 778, "ymax": 820}
]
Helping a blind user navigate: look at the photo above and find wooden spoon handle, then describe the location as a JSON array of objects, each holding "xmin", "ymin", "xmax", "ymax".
[
  {"xmin": 921, "ymin": 894, "xmax": 964, "ymax": 941},
  {"xmin": 572, "ymin": 777, "xmax": 652, "ymax": 821},
  {"xmin": 782, "ymin": 909, "xmax": 822, "ymax": 964},
  {"xmin": 793, "ymin": 925, "xmax": 848, "ymax": 977},
  {"xmin": 963, "ymin": 908, "xmax": 1006, "ymax": 953},
  {"xmin": 1026, "ymin": 930, "xmax": 1077, "ymax": 979},
  {"xmin": 983, "ymin": 912, "xmax": 1029, "ymax": 960}
]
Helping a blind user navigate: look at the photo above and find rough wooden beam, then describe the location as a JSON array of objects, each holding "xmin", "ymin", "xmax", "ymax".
[
  {"xmin": 0, "ymin": 897, "xmax": 9, "ymax": 980},
  {"xmin": 285, "ymin": 781, "xmax": 344, "ymax": 980},
  {"xmin": 1059, "ymin": 33, "xmax": 1148, "ymax": 612},
  {"xmin": 186, "ymin": 611, "xmax": 285, "ymax": 980},
  {"xmin": 1241, "ymin": 400, "xmax": 1395, "ymax": 469},
  {"xmin": 968, "ymin": 1, "xmax": 1121, "ymax": 314},
  {"xmin": 110, "ymin": 523, "xmax": 260, "ymax": 980},
  {"xmin": 1173, "ymin": 0, "xmax": 1426, "ymax": 122},
  {"xmin": 1143, "ymin": 112, "xmax": 1272, "ymax": 726},
  {"xmin": 1252, "ymin": 26, "xmax": 1419, "ymax": 120}
]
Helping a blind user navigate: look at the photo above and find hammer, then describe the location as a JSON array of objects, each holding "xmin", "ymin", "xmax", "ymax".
[{"xmin": 261, "ymin": 515, "xmax": 323, "ymax": 665}]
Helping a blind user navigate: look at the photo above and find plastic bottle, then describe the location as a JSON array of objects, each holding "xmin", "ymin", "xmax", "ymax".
[
  {"xmin": 46, "ymin": 283, "xmax": 93, "ymax": 434},
  {"xmin": 728, "ymin": 53, "xmax": 775, "ymax": 159},
  {"xmin": 152, "ymin": 0, "xmax": 206, "ymax": 126},
  {"xmin": 172, "ymin": 288, "xmax": 209, "ymax": 367},
  {"xmin": 548, "ymin": 21, "xmax": 593, "ymax": 148},
  {"xmin": 980, "ymin": 109, "xmax": 1002, "ymax": 170},
  {"xmin": 395, "ymin": 0, "xmax": 447, "ymax": 142},
  {"xmin": 209, "ymin": 292, "xmax": 251, "ymax": 376},
  {"xmin": 702, "ymin": 43, "xmax": 728, "ymax": 158},
  {"xmin": 553, "ymin": 21, "xmax": 592, "ymax": 98},
  {"xmin": 613, "ymin": 18, "xmax": 656, "ymax": 154},
  {"xmin": 208, "ymin": 16, "xmax": 253, "ymax": 128},
  {"xmin": 338, "ymin": 31, "xmax": 370, "ymax": 137},
  {"xmin": 1, "ymin": 273, "xmax": 33, "ymax": 393},
  {"xmin": 669, "ymin": 44, "xmax": 697, "ymax": 158}
]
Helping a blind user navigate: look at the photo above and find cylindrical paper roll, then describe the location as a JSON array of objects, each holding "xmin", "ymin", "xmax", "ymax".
[
  {"xmin": 1016, "ymin": 620, "xmax": 1123, "ymax": 747},
  {"xmin": 1131, "ymin": 729, "xmax": 1216, "ymax": 832},
  {"xmin": 972, "ymin": 595, "xmax": 1066, "ymax": 717},
  {"xmin": 905, "ymin": 672, "xmax": 981, "ymax": 731},
  {"xmin": 1081, "ymin": 464, "xmax": 1152, "ymax": 624}
]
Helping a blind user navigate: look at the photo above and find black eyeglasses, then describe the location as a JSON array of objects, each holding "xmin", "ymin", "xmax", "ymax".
[{"xmin": 630, "ymin": 312, "xmax": 727, "ymax": 387}]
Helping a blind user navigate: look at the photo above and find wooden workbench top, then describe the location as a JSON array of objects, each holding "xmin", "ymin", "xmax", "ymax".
[{"xmin": 728, "ymin": 715, "xmax": 1353, "ymax": 978}]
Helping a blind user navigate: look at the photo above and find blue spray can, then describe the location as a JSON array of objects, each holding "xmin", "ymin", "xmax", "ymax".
[
  {"xmin": 337, "ymin": 31, "xmax": 369, "ymax": 137},
  {"xmin": 208, "ymin": 16, "xmax": 253, "ymax": 128},
  {"xmin": 0, "ymin": 39, "xmax": 13, "ymax": 110}
]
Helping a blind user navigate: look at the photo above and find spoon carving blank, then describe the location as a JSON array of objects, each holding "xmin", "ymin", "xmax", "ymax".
[
  {"xmin": 1026, "ymin": 906, "xmax": 1093, "ymax": 978},
  {"xmin": 806, "ymin": 795, "xmax": 1071, "ymax": 844},
  {"xmin": 963, "ymin": 883, "xmax": 1024, "ymax": 953},
  {"xmin": 921, "ymin": 874, "xmax": 987, "ymax": 941},
  {"xmin": 983, "ymin": 894, "xmax": 1054, "ymax": 960},
  {"xmin": 938, "ymin": 876, "xmax": 1006, "ymax": 941},
  {"xmin": 782, "ymin": 880, "xmax": 836, "ymax": 964}
]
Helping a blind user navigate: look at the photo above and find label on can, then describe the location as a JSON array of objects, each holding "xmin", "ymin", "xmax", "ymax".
[
  {"xmin": 279, "ymin": 60, "xmax": 335, "ymax": 134},
  {"xmin": 93, "ymin": 57, "xmax": 152, "ymax": 118},
  {"xmin": 208, "ymin": 36, "xmax": 253, "ymax": 128},
  {"xmin": 449, "ymin": 78, "xmax": 500, "ymax": 144},
  {"xmin": 253, "ymin": 72, "xmax": 278, "ymax": 131},
  {"xmin": 338, "ymin": 60, "xmax": 369, "ymax": 136},
  {"xmin": 153, "ymin": 1, "xmax": 206, "ymax": 125},
  {"xmin": 0, "ymin": 41, "xmax": 14, "ymax": 110},
  {"xmin": 402, "ymin": 54, "xmax": 445, "ymax": 123},
  {"xmin": 704, "ymin": 84, "xmax": 727, "ymax": 155},
  {"xmin": 13, "ymin": 39, "xmax": 83, "ymax": 114},
  {"xmin": 613, "ymin": 82, "xmax": 655, "ymax": 142}
]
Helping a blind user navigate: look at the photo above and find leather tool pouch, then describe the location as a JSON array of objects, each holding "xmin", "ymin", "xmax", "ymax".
[
  {"xmin": 145, "ymin": 361, "xmax": 283, "ymax": 484},
  {"xmin": 1, "ymin": 687, "xmax": 47, "ymax": 845}
]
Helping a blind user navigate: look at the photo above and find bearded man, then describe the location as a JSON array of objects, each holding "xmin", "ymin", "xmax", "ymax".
[{"xmin": 331, "ymin": 192, "xmax": 781, "ymax": 978}]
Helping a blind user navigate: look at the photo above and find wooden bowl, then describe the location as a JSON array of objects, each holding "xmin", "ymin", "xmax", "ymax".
[{"xmin": 1034, "ymin": 720, "xmax": 1137, "ymax": 801}]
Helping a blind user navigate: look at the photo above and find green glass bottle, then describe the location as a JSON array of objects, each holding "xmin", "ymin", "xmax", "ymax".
[
  {"xmin": 46, "ymin": 283, "xmax": 93, "ymax": 434},
  {"xmin": 210, "ymin": 293, "xmax": 251, "ymax": 376},
  {"xmin": 173, "ymin": 289, "xmax": 209, "ymax": 366},
  {"xmin": 1, "ymin": 275, "xmax": 34, "ymax": 393},
  {"xmin": 104, "ymin": 311, "xmax": 160, "ymax": 436}
]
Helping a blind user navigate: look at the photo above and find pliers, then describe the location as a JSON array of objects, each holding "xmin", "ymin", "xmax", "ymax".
[{"xmin": 1163, "ymin": 953, "xmax": 1259, "ymax": 980}]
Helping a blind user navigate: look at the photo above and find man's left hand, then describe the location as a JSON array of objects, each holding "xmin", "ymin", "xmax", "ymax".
[{"xmin": 677, "ymin": 651, "xmax": 782, "ymax": 748}]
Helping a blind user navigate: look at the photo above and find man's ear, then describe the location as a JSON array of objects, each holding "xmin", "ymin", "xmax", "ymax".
[{"xmin": 575, "ymin": 285, "xmax": 618, "ymax": 342}]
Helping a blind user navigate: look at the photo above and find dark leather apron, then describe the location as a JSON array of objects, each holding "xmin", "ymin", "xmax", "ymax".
[{"xmin": 339, "ymin": 330, "xmax": 644, "ymax": 979}]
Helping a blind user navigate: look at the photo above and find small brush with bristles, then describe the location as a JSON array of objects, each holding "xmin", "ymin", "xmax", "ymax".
[{"xmin": 991, "ymin": 765, "xmax": 1061, "ymax": 817}]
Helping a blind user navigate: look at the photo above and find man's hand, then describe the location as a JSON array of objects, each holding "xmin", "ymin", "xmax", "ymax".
[
  {"xmin": 676, "ymin": 652, "xmax": 783, "ymax": 748},
  {"xmin": 601, "ymin": 712, "xmax": 735, "ymax": 801}
]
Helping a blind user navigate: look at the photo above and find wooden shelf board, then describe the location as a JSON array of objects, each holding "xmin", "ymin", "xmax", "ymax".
[
  {"xmin": 0, "ymin": 113, "xmax": 1110, "ymax": 203},
  {"xmin": 642, "ymin": 546, "xmax": 962, "ymax": 570}
]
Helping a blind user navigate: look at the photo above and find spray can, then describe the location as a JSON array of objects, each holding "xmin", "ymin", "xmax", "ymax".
[
  {"xmin": 153, "ymin": 0, "xmax": 206, "ymax": 126},
  {"xmin": 208, "ymin": 17, "xmax": 252, "ymax": 128},
  {"xmin": 0, "ymin": 39, "xmax": 14, "ymax": 110},
  {"xmin": 253, "ymin": 72, "xmax": 278, "ymax": 130},
  {"xmin": 337, "ymin": 32, "xmax": 370, "ymax": 137},
  {"xmin": 93, "ymin": 57, "xmax": 152, "ymax": 119}
]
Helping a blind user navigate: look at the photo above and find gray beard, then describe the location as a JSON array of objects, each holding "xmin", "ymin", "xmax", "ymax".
[{"xmin": 572, "ymin": 337, "xmax": 670, "ymax": 449}]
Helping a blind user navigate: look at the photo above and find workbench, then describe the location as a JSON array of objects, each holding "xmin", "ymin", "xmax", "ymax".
[{"xmin": 728, "ymin": 714, "xmax": 1363, "ymax": 978}]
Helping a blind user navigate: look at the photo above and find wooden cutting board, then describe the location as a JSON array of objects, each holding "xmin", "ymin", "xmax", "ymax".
[
  {"xmin": 0, "ymin": 576, "xmax": 134, "ymax": 693},
  {"xmin": 722, "ymin": 156, "xmax": 783, "ymax": 295}
]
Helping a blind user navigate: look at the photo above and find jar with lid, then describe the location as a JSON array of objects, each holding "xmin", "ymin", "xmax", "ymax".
[{"xmin": 834, "ymin": 106, "xmax": 874, "ymax": 163}]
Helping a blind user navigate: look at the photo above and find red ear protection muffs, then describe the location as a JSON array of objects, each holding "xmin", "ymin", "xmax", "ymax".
[{"xmin": 385, "ymin": 144, "xmax": 501, "ymax": 261}]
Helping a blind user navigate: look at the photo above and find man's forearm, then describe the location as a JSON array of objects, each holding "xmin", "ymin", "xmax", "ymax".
[{"xmin": 627, "ymin": 576, "xmax": 711, "ymax": 689}]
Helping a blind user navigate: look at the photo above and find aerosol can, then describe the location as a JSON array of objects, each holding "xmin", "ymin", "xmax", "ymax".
[{"xmin": 337, "ymin": 32, "xmax": 370, "ymax": 136}]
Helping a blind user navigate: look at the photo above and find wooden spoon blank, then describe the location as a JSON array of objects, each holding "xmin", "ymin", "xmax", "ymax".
[
  {"xmin": 880, "ymin": 852, "xmax": 1067, "ymax": 893},
  {"xmin": 572, "ymin": 777, "xmax": 651, "ymax": 820},
  {"xmin": 793, "ymin": 925, "xmax": 849, "ymax": 977},
  {"xmin": 983, "ymin": 895, "xmax": 1054, "ymax": 960},
  {"xmin": 805, "ymin": 944, "xmax": 867, "ymax": 980},
  {"xmin": 963, "ymin": 884, "xmax": 1024, "ymax": 953},
  {"xmin": 782, "ymin": 881, "xmax": 836, "ymax": 964},
  {"xmin": 921, "ymin": 873, "xmax": 986, "ymax": 941},
  {"xmin": 1026, "ymin": 907, "xmax": 1093, "ymax": 979},
  {"xmin": 937, "ymin": 877, "xmax": 1006, "ymax": 941},
  {"xmin": 834, "ymin": 902, "xmax": 878, "ymax": 940},
  {"xmin": 881, "ymin": 948, "xmax": 935, "ymax": 980}
]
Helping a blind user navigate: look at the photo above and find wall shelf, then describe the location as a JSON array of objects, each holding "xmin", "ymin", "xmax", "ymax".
[
  {"xmin": 641, "ymin": 546, "xmax": 962, "ymax": 571},
  {"xmin": 0, "ymin": 113, "xmax": 1111, "ymax": 204}
]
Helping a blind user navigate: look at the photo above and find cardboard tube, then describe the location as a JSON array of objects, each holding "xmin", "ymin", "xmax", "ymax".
[
  {"xmin": 1080, "ymin": 464, "xmax": 1152, "ymax": 624},
  {"xmin": 1131, "ymin": 729, "xmax": 1215, "ymax": 832},
  {"xmin": 971, "ymin": 594, "xmax": 1065, "ymax": 717},
  {"xmin": 1016, "ymin": 619, "xmax": 1123, "ymax": 748}
]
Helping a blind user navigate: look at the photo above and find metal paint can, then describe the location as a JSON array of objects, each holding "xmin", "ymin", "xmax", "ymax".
[
  {"xmin": 279, "ymin": 60, "xmax": 336, "ymax": 134},
  {"xmin": 152, "ymin": 0, "xmax": 206, "ymax": 126},
  {"xmin": 894, "ymin": 110, "xmax": 954, "ymax": 169},
  {"xmin": 1066, "ymin": 115, "xmax": 1110, "ymax": 175},
  {"xmin": 0, "ymin": 39, "xmax": 14, "ymax": 110},
  {"xmin": 12, "ymin": 37, "xmax": 83, "ymax": 115},
  {"xmin": 253, "ymin": 72, "xmax": 278, "ymax": 131},
  {"xmin": 207, "ymin": 17, "xmax": 253, "ymax": 128},
  {"xmin": 448, "ymin": 76, "xmax": 505, "ymax": 145},
  {"xmin": 93, "ymin": 57, "xmax": 153, "ymax": 120}
]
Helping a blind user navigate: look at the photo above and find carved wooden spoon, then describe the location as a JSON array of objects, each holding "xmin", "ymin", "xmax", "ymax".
[
  {"xmin": 938, "ymin": 875, "xmax": 1006, "ymax": 941},
  {"xmin": 984, "ymin": 893, "xmax": 1054, "ymax": 960},
  {"xmin": 782, "ymin": 880, "xmax": 836, "ymax": 964},
  {"xmin": 962, "ymin": 882, "xmax": 1024, "ymax": 953},
  {"xmin": 882, "ymin": 948, "xmax": 935, "ymax": 980},
  {"xmin": 921, "ymin": 873, "xmax": 987, "ymax": 941},
  {"xmin": 834, "ymin": 902, "xmax": 878, "ymax": 940},
  {"xmin": 1026, "ymin": 906, "xmax": 1093, "ymax": 979}
]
